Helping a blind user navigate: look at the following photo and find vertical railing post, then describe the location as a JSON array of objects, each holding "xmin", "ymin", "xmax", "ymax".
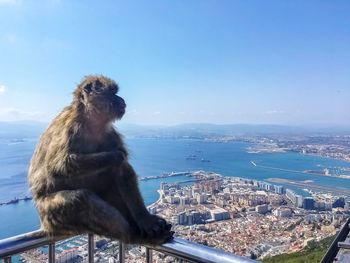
[
  {"xmin": 88, "ymin": 233, "xmax": 95, "ymax": 263},
  {"xmin": 3, "ymin": 256, "xmax": 12, "ymax": 263},
  {"xmin": 146, "ymin": 247, "xmax": 153, "ymax": 263},
  {"xmin": 118, "ymin": 241, "xmax": 125, "ymax": 263},
  {"xmin": 48, "ymin": 242, "xmax": 55, "ymax": 263}
]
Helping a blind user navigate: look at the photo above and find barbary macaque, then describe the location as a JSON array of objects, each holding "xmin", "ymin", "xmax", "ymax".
[{"xmin": 28, "ymin": 75, "xmax": 173, "ymax": 245}]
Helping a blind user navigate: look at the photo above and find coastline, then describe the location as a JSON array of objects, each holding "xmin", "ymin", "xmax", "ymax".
[
  {"xmin": 249, "ymin": 160, "xmax": 350, "ymax": 180},
  {"xmin": 266, "ymin": 177, "xmax": 350, "ymax": 196},
  {"xmin": 2, "ymin": 138, "xmax": 350, "ymax": 240},
  {"xmin": 246, "ymin": 142, "xmax": 350, "ymax": 164},
  {"xmin": 147, "ymin": 189, "xmax": 162, "ymax": 210}
]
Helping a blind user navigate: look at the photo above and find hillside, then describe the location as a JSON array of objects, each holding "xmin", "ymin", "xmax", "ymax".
[{"xmin": 262, "ymin": 235, "xmax": 335, "ymax": 263}]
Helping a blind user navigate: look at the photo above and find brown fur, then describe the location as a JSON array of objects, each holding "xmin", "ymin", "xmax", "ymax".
[{"xmin": 28, "ymin": 75, "xmax": 172, "ymax": 244}]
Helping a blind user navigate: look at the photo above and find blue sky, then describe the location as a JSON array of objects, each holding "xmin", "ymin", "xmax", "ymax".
[{"xmin": 0, "ymin": 0, "xmax": 349, "ymax": 126}]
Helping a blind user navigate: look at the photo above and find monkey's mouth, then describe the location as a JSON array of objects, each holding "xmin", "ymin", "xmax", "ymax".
[
  {"xmin": 117, "ymin": 106, "xmax": 126, "ymax": 117},
  {"xmin": 110, "ymin": 102, "xmax": 126, "ymax": 118}
]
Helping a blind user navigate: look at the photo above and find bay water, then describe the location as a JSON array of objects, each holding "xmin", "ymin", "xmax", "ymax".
[{"xmin": 1, "ymin": 138, "xmax": 350, "ymax": 239}]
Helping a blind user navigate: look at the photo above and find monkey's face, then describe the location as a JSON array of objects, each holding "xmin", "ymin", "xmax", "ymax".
[{"xmin": 78, "ymin": 77, "xmax": 126, "ymax": 121}]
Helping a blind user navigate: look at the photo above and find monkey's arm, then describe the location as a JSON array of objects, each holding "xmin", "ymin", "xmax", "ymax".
[{"xmin": 68, "ymin": 151, "xmax": 125, "ymax": 174}]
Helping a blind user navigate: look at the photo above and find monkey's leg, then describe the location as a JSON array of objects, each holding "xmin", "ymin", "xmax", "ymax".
[
  {"xmin": 103, "ymin": 189, "xmax": 137, "ymax": 228},
  {"xmin": 103, "ymin": 188, "xmax": 173, "ymax": 246},
  {"xmin": 113, "ymin": 163, "xmax": 173, "ymax": 243},
  {"xmin": 38, "ymin": 189, "xmax": 134, "ymax": 242}
]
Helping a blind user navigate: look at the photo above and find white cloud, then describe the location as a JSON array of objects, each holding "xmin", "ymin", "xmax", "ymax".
[
  {"xmin": 0, "ymin": 85, "xmax": 5, "ymax": 95},
  {"xmin": 0, "ymin": 107, "xmax": 45, "ymax": 121},
  {"xmin": 0, "ymin": 0, "xmax": 21, "ymax": 5},
  {"xmin": 152, "ymin": 111, "xmax": 161, "ymax": 115}
]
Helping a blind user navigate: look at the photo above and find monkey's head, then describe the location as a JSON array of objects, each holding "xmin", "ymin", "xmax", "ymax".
[{"xmin": 74, "ymin": 75, "xmax": 126, "ymax": 123}]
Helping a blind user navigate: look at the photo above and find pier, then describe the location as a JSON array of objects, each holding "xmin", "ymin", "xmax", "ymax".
[{"xmin": 139, "ymin": 171, "xmax": 191, "ymax": 181}]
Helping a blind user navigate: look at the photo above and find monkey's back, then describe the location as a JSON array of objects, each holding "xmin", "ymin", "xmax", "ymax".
[
  {"xmin": 28, "ymin": 107, "xmax": 80, "ymax": 200},
  {"xmin": 28, "ymin": 106, "xmax": 125, "ymax": 201}
]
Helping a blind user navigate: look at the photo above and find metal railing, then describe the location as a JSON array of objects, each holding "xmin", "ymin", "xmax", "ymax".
[
  {"xmin": 321, "ymin": 217, "xmax": 350, "ymax": 263},
  {"xmin": 0, "ymin": 230, "xmax": 258, "ymax": 263}
]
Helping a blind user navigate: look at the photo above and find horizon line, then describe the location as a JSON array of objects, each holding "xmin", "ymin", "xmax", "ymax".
[{"xmin": 1, "ymin": 120, "xmax": 350, "ymax": 129}]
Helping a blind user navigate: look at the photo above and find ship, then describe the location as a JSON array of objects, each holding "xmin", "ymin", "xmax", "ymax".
[
  {"xmin": 23, "ymin": 196, "xmax": 33, "ymax": 201},
  {"xmin": 186, "ymin": 154, "xmax": 197, "ymax": 160},
  {"xmin": 6, "ymin": 197, "xmax": 19, "ymax": 205}
]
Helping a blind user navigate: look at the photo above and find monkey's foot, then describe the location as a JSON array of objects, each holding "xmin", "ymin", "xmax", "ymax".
[
  {"xmin": 132, "ymin": 229, "xmax": 174, "ymax": 246},
  {"xmin": 136, "ymin": 215, "xmax": 173, "ymax": 241}
]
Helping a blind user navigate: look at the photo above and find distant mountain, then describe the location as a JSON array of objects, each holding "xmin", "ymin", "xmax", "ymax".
[
  {"xmin": 117, "ymin": 123, "xmax": 311, "ymax": 137},
  {"xmin": 165, "ymin": 123, "xmax": 308, "ymax": 135},
  {"xmin": 0, "ymin": 121, "xmax": 348, "ymax": 140}
]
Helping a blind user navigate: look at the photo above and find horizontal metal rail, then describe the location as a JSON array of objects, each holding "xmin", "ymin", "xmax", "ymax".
[
  {"xmin": 150, "ymin": 237, "xmax": 257, "ymax": 263},
  {"xmin": 0, "ymin": 230, "xmax": 258, "ymax": 263},
  {"xmin": 0, "ymin": 230, "xmax": 56, "ymax": 259},
  {"xmin": 321, "ymin": 217, "xmax": 350, "ymax": 263}
]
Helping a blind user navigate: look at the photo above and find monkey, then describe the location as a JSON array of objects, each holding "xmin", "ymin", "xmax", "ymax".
[{"xmin": 28, "ymin": 75, "xmax": 173, "ymax": 245}]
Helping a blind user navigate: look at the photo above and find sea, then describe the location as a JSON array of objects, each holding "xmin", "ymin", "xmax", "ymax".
[{"xmin": 1, "ymin": 137, "xmax": 350, "ymax": 240}]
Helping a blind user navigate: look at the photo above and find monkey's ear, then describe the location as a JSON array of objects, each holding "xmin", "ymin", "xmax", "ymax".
[{"xmin": 83, "ymin": 84, "xmax": 92, "ymax": 94}]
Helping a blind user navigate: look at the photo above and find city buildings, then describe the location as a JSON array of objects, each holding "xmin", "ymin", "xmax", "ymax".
[{"xmin": 150, "ymin": 171, "xmax": 348, "ymax": 260}]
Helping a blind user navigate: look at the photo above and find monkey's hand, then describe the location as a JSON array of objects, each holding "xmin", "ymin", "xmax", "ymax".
[
  {"xmin": 68, "ymin": 150, "xmax": 125, "ymax": 173},
  {"xmin": 136, "ymin": 215, "xmax": 173, "ymax": 245}
]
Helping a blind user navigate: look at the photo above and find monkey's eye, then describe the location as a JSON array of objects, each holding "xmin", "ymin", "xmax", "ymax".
[
  {"xmin": 83, "ymin": 84, "xmax": 92, "ymax": 94},
  {"xmin": 83, "ymin": 85, "xmax": 103, "ymax": 96}
]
